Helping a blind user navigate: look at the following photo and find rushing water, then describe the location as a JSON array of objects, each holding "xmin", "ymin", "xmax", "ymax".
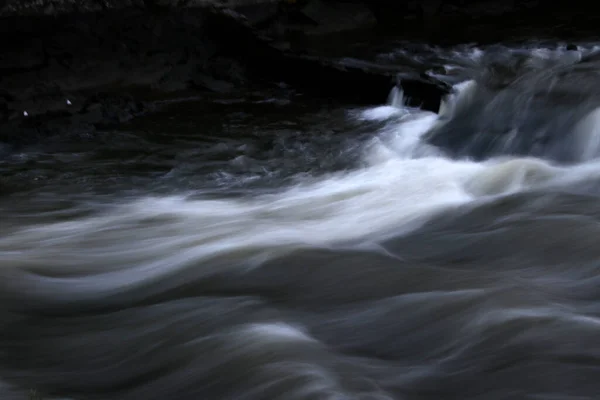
[{"xmin": 2, "ymin": 41, "xmax": 600, "ymax": 400}]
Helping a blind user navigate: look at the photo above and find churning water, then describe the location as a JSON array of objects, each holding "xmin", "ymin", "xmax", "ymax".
[{"xmin": 2, "ymin": 42, "xmax": 600, "ymax": 400}]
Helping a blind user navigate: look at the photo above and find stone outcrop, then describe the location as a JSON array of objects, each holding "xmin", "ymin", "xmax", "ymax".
[
  {"xmin": 0, "ymin": 0, "xmax": 281, "ymax": 16},
  {"xmin": 0, "ymin": 0, "xmax": 448, "ymax": 146},
  {"xmin": 0, "ymin": 0, "xmax": 593, "ymax": 146}
]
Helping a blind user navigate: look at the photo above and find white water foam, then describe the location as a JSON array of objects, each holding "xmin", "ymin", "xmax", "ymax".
[
  {"xmin": 4, "ymin": 77, "xmax": 600, "ymax": 300},
  {"xmin": 359, "ymin": 106, "xmax": 404, "ymax": 121},
  {"xmin": 357, "ymin": 86, "xmax": 407, "ymax": 121}
]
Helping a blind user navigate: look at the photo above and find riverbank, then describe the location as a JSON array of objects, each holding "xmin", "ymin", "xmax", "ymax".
[{"xmin": 0, "ymin": 0, "xmax": 595, "ymax": 147}]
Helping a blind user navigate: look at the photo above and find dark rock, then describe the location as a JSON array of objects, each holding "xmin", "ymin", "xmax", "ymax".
[
  {"xmin": 0, "ymin": 91, "xmax": 145, "ymax": 146},
  {"xmin": 0, "ymin": 100, "xmax": 8, "ymax": 123},
  {"xmin": 297, "ymin": 0, "xmax": 376, "ymax": 36},
  {"xmin": 79, "ymin": 93, "xmax": 145, "ymax": 125},
  {"xmin": 235, "ymin": 2, "xmax": 280, "ymax": 25},
  {"xmin": 191, "ymin": 72, "xmax": 236, "ymax": 93},
  {"xmin": 10, "ymin": 0, "xmax": 591, "ymax": 145}
]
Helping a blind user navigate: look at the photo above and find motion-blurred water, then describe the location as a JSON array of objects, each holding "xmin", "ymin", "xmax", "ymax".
[{"xmin": 2, "ymin": 41, "xmax": 600, "ymax": 400}]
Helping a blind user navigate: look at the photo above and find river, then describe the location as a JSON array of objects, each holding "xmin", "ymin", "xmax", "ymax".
[{"xmin": 1, "ymin": 40, "xmax": 600, "ymax": 400}]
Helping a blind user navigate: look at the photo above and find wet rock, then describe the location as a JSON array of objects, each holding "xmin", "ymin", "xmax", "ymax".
[
  {"xmin": 79, "ymin": 93, "xmax": 145, "ymax": 125},
  {"xmin": 297, "ymin": 0, "xmax": 376, "ymax": 36},
  {"xmin": 191, "ymin": 72, "xmax": 236, "ymax": 93},
  {"xmin": 235, "ymin": 2, "xmax": 280, "ymax": 25},
  {"xmin": 0, "ymin": 91, "xmax": 145, "ymax": 146},
  {"xmin": 0, "ymin": 0, "xmax": 494, "ymax": 145}
]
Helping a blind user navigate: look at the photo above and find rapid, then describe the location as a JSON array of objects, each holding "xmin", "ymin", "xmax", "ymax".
[{"xmin": 2, "ymin": 41, "xmax": 600, "ymax": 399}]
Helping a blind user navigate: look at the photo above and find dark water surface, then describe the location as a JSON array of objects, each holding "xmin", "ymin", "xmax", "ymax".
[{"xmin": 2, "ymin": 41, "xmax": 600, "ymax": 400}]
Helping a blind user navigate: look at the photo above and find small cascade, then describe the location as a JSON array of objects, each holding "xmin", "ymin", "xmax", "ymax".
[
  {"xmin": 359, "ymin": 85, "xmax": 407, "ymax": 121},
  {"xmin": 573, "ymin": 106, "xmax": 600, "ymax": 161},
  {"xmin": 387, "ymin": 85, "xmax": 405, "ymax": 108}
]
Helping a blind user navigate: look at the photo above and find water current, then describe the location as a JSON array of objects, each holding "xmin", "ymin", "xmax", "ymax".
[{"xmin": 2, "ymin": 41, "xmax": 600, "ymax": 400}]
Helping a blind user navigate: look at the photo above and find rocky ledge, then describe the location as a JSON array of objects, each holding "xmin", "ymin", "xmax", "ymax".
[{"xmin": 0, "ymin": 0, "xmax": 591, "ymax": 146}]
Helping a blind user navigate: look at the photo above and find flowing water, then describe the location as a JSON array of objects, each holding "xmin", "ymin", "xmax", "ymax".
[{"xmin": 2, "ymin": 41, "xmax": 600, "ymax": 400}]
